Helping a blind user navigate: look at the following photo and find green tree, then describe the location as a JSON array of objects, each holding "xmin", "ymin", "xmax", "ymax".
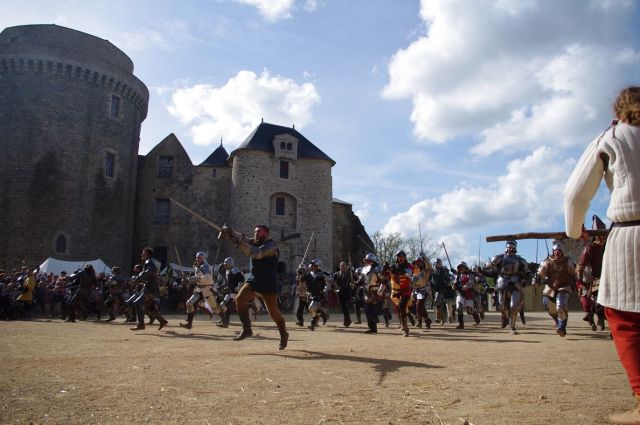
[{"xmin": 370, "ymin": 231, "xmax": 441, "ymax": 265}]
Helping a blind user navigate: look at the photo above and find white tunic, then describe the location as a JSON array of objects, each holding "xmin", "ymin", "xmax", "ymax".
[{"xmin": 564, "ymin": 121, "xmax": 640, "ymax": 312}]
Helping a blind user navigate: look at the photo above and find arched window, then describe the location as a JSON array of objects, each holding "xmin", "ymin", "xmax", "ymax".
[{"xmin": 56, "ymin": 235, "xmax": 66, "ymax": 253}]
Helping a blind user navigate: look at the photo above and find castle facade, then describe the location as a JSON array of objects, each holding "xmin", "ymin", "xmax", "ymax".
[{"xmin": 0, "ymin": 24, "xmax": 371, "ymax": 274}]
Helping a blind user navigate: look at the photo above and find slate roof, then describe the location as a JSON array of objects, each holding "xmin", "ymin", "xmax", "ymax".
[
  {"xmin": 332, "ymin": 198, "xmax": 352, "ymax": 206},
  {"xmin": 200, "ymin": 143, "xmax": 229, "ymax": 167},
  {"xmin": 230, "ymin": 122, "xmax": 335, "ymax": 166}
]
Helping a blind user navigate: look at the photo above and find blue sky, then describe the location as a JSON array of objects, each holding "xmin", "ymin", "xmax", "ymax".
[{"xmin": 3, "ymin": 0, "xmax": 639, "ymax": 265}]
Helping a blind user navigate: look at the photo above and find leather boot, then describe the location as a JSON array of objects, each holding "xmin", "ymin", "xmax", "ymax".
[
  {"xmin": 217, "ymin": 311, "xmax": 230, "ymax": 328},
  {"xmin": 473, "ymin": 312, "xmax": 481, "ymax": 325},
  {"xmin": 424, "ymin": 315, "xmax": 431, "ymax": 329},
  {"xmin": 597, "ymin": 313, "xmax": 605, "ymax": 331},
  {"xmin": 610, "ymin": 394, "xmax": 640, "ymax": 425},
  {"xmin": 456, "ymin": 313, "xmax": 464, "ymax": 329},
  {"xmin": 509, "ymin": 311, "xmax": 518, "ymax": 334},
  {"xmin": 343, "ymin": 312, "xmax": 351, "ymax": 327},
  {"xmin": 408, "ymin": 313, "xmax": 416, "ymax": 326},
  {"xmin": 276, "ymin": 320, "xmax": 289, "ymax": 350},
  {"xmin": 157, "ymin": 315, "xmax": 168, "ymax": 330},
  {"xmin": 308, "ymin": 317, "xmax": 318, "ymax": 331},
  {"xmin": 234, "ymin": 310, "xmax": 253, "ymax": 341},
  {"xmin": 180, "ymin": 312, "xmax": 194, "ymax": 329},
  {"xmin": 500, "ymin": 312, "xmax": 509, "ymax": 328},
  {"xmin": 354, "ymin": 309, "xmax": 362, "ymax": 324},
  {"xmin": 365, "ymin": 321, "xmax": 377, "ymax": 334}
]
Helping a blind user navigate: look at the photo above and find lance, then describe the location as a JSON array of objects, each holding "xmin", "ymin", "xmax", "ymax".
[{"xmin": 485, "ymin": 229, "xmax": 609, "ymax": 243}]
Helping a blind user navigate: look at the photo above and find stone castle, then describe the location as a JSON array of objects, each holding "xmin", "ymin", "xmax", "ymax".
[{"xmin": 0, "ymin": 24, "xmax": 372, "ymax": 275}]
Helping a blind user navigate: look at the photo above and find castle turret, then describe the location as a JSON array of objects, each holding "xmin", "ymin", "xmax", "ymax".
[{"xmin": 0, "ymin": 24, "xmax": 148, "ymax": 269}]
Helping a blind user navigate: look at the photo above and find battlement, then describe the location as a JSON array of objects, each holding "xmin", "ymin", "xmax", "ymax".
[
  {"xmin": 0, "ymin": 24, "xmax": 148, "ymax": 118},
  {"xmin": 0, "ymin": 55, "xmax": 149, "ymax": 119}
]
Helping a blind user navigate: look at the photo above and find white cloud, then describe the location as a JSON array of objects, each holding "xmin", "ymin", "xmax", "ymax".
[
  {"xmin": 383, "ymin": 0, "xmax": 640, "ymax": 155},
  {"xmin": 437, "ymin": 233, "xmax": 477, "ymax": 267},
  {"xmin": 167, "ymin": 69, "xmax": 320, "ymax": 147},
  {"xmin": 303, "ymin": 0, "xmax": 318, "ymax": 12},
  {"xmin": 234, "ymin": 0, "xmax": 296, "ymax": 22},
  {"xmin": 382, "ymin": 146, "xmax": 572, "ymax": 237},
  {"xmin": 233, "ymin": 0, "xmax": 319, "ymax": 22}
]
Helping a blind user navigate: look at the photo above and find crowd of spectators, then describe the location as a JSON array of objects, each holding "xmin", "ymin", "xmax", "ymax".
[{"xmin": 0, "ymin": 264, "xmax": 202, "ymax": 321}]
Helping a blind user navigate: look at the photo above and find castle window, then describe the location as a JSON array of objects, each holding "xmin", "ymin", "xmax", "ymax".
[
  {"xmin": 55, "ymin": 235, "xmax": 66, "ymax": 253},
  {"xmin": 155, "ymin": 199, "xmax": 170, "ymax": 224},
  {"xmin": 286, "ymin": 143, "xmax": 292, "ymax": 150},
  {"xmin": 279, "ymin": 160, "xmax": 289, "ymax": 179},
  {"xmin": 280, "ymin": 141, "xmax": 286, "ymax": 149},
  {"xmin": 212, "ymin": 168, "xmax": 217, "ymax": 178},
  {"xmin": 105, "ymin": 152, "xmax": 115, "ymax": 178},
  {"xmin": 158, "ymin": 156, "xmax": 173, "ymax": 178},
  {"xmin": 110, "ymin": 95, "xmax": 120, "ymax": 118},
  {"xmin": 275, "ymin": 197, "xmax": 285, "ymax": 216}
]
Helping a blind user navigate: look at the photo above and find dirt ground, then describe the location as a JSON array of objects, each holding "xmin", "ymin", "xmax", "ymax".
[{"xmin": 0, "ymin": 311, "xmax": 633, "ymax": 425}]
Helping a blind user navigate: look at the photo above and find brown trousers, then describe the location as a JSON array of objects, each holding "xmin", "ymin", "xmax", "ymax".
[{"xmin": 235, "ymin": 283, "xmax": 284, "ymax": 324}]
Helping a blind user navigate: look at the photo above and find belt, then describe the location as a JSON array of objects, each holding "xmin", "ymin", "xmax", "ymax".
[{"xmin": 612, "ymin": 220, "xmax": 640, "ymax": 228}]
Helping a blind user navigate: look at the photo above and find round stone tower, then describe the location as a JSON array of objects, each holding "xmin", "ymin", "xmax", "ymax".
[{"xmin": 0, "ymin": 24, "xmax": 148, "ymax": 270}]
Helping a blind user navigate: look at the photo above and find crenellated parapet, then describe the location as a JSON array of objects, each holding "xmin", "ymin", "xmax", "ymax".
[
  {"xmin": 0, "ymin": 24, "xmax": 148, "ymax": 118},
  {"xmin": 0, "ymin": 55, "xmax": 148, "ymax": 119}
]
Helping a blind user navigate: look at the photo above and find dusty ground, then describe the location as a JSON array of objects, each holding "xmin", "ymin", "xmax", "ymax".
[{"xmin": 0, "ymin": 311, "xmax": 633, "ymax": 425}]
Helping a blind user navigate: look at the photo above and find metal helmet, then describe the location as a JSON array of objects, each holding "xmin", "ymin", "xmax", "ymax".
[
  {"xmin": 457, "ymin": 261, "xmax": 468, "ymax": 270},
  {"xmin": 396, "ymin": 250, "xmax": 406, "ymax": 258},
  {"xmin": 310, "ymin": 259, "xmax": 321, "ymax": 268},
  {"xmin": 505, "ymin": 240, "xmax": 517, "ymax": 253},
  {"xmin": 223, "ymin": 257, "xmax": 234, "ymax": 268},
  {"xmin": 196, "ymin": 251, "xmax": 207, "ymax": 259},
  {"xmin": 364, "ymin": 253, "xmax": 379, "ymax": 264},
  {"xmin": 552, "ymin": 243, "xmax": 563, "ymax": 252}
]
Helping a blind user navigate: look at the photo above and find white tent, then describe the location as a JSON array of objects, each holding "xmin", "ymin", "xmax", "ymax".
[
  {"xmin": 160, "ymin": 262, "xmax": 193, "ymax": 276},
  {"xmin": 36, "ymin": 257, "xmax": 112, "ymax": 276}
]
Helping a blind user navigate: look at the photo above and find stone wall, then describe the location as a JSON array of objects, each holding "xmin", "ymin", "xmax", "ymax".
[
  {"xmin": 332, "ymin": 202, "xmax": 373, "ymax": 270},
  {"xmin": 133, "ymin": 134, "xmax": 231, "ymax": 269}
]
